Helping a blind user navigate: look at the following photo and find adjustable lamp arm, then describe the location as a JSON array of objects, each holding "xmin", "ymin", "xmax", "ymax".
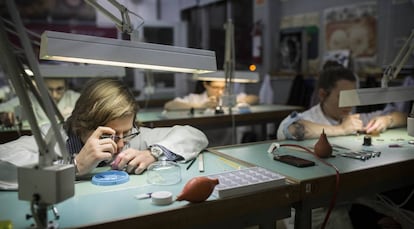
[
  {"xmin": 382, "ymin": 30, "xmax": 414, "ymax": 88},
  {"xmin": 223, "ymin": 19, "xmax": 235, "ymax": 98},
  {"xmin": 85, "ymin": 0, "xmax": 134, "ymax": 34},
  {"xmin": 1, "ymin": 1, "xmax": 75, "ymax": 228},
  {"xmin": 4, "ymin": 1, "xmax": 68, "ymax": 165}
]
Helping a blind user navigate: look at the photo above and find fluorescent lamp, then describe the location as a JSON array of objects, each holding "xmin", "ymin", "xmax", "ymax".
[
  {"xmin": 339, "ymin": 85, "xmax": 414, "ymax": 137},
  {"xmin": 339, "ymin": 86, "xmax": 414, "ymax": 107},
  {"xmin": 24, "ymin": 64, "xmax": 125, "ymax": 78},
  {"xmin": 39, "ymin": 64, "xmax": 125, "ymax": 78},
  {"xmin": 338, "ymin": 30, "xmax": 414, "ymax": 137},
  {"xmin": 339, "ymin": 30, "xmax": 414, "ymax": 107},
  {"xmin": 39, "ymin": 31, "xmax": 217, "ymax": 74},
  {"xmin": 193, "ymin": 70, "xmax": 259, "ymax": 83}
]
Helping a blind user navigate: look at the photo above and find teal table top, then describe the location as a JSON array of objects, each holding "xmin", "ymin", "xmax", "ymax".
[
  {"xmin": 0, "ymin": 104, "xmax": 303, "ymax": 143},
  {"xmin": 0, "ymin": 152, "xmax": 249, "ymax": 228},
  {"xmin": 137, "ymin": 104, "xmax": 302, "ymax": 124},
  {"xmin": 4, "ymin": 123, "xmax": 411, "ymax": 228},
  {"xmin": 208, "ymin": 128, "xmax": 414, "ymax": 182}
]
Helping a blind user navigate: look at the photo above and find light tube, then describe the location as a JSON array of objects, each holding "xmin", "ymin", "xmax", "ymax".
[{"xmin": 39, "ymin": 31, "xmax": 217, "ymax": 74}]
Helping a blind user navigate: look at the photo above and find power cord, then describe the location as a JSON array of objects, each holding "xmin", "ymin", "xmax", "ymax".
[
  {"xmin": 268, "ymin": 143, "xmax": 340, "ymax": 229},
  {"xmin": 376, "ymin": 189, "xmax": 414, "ymax": 226}
]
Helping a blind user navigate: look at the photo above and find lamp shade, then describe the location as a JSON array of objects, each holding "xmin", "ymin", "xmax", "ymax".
[
  {"xmin": 39, "ymin": 31, "xmax": 217, "ymax": 74},
  {"xmin": 193, "ymin": 70, "xmax": 259, "ymax": 83},
  {"xmin": 339, "ymin": 86, "xmax": 414, "ymax": 107},
  {"xmin": 39, "ymin": 64, "xmax": 125, "ymax": 78}
]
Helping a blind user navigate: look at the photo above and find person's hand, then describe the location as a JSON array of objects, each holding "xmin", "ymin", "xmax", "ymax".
[
  {"xmin": 75, "ymin": 126, "xmax": 117, "ymax": 175},
  {"xmin": 111, "ymin": 148, "xmax": 156, "ymax": 174},
  {"xmin": 202, "ymin": 96, "xmax": 219, "ymax": 109},
  {"xmin": 364, "ymin": 115, "xmax": 392, "ymax": 134},
  {"xmin": 0, "ymin": 112, "xmax": 15, "ymax": 127},
  {"xmin": 340, "ymin": 114, "xmax": 363, "ymax": 134}
]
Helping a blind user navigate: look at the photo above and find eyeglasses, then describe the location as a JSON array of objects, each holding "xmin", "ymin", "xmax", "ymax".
[
  {"xmin": 207, "ymin": 85, "xmax": 225, "ymax": 91},
  {"xmin": 100, "ymin": 126, "xmax": 140, "ymax": 143},
  {"xmin": 48, "ymin": 86, "xmax": 66, "ymax": 94}
]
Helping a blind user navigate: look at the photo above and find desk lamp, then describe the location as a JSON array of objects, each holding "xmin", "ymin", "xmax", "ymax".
[
  {"xmin": 192, "ymin": 69, "xmax": 259, "ymax": 113},
  {"xmin": 39, "ymin": 0, "xmax": 217, "ymax": 74},
  {"xmin": 193, "ymin": 70, "xmax": 259, "ymax": 83},
  {"xmin": 1, "ymin": 1, "xmax": 74, "ymax": 228},
  {"xmin": 2, "ymin": 1, "xmax": 215, "ymax": 228},
  {"xmin": 192, "ymin": 0, "xmax": 238, "ymax": 110},
  {"xmin": 222, "ymin": 18, "xmax": 237, "ymax": 108},
  {"xmin": 191, "ymin": 18, "xmax": 239, "ymax": 110},
  {"xmin": 38, "ymin": 64, "xmax": 125, "ymax": 78},
  {"xmin": 339, "ymin": 30, "xmax": 414, "ymax": 136},
  {"xmin": 194, "ymin": 1, "xmax": 258, "ymax": 144}
]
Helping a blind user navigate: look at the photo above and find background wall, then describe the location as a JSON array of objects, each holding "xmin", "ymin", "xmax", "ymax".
[
  {"xmin": 277, "ymin": 0, "xmax": 414, "ymax": 70},
  {"xmin": 253, "ymin": 0, "xmax": 414, "ymax": 105},
  {"xmin": 2, "ymin": 0, "xmax": 412, "ymax": 105},
  {"xmin": 176, "ymin": 0, "xmax": 414, "ymax": 104}
]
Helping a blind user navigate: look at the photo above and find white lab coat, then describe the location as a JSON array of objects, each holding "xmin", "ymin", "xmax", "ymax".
[
  {"xmin": 35, "ymin": 90, "xmax": 80, "ymax": 125},
  {"xmin": 0, "ymin": 124, "xmax": 208, "ymax": 189},
  {"xmin": 0, "ymin": 90, "xmax": 80, "ymax": 126},
  {"xmin": 172, "ymin": 91, "xmax": 250, "ymax": 146},
  {"xmin": 277, "ymin": 103, "xmax": 384, "ymax": 229},
  {"xmin": 277, "ymin": 103, "xmax": 388, "ymax": 140},
  {"xmin": 277, "ymin": 103, "xmax": 338, "ymax": 140},
  {"xmin": 173, "ymin": 91, "xmax": 249, "ymax": 105},
  {"xmin": 0, "ymin": 124, "xmax": 208, "ymax": 166},
  {"xmin": 129, "ymin": 125, "xmax": 208, "ymax": 161}
]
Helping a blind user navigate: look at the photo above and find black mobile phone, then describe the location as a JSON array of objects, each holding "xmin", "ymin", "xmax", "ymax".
[{"xmin": 273, "ymin": 155, "xmax": 315, "ymax": 167}]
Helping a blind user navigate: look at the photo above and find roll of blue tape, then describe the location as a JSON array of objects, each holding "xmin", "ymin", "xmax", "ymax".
[{"xmin": 91, "ymin": 170, "xmax": 129, "ymax": 186}]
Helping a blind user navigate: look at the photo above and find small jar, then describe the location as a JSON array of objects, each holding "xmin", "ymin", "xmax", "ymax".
[{"xmin": 146, "ymin": 160, "xmax": 181, "ymax": 185}]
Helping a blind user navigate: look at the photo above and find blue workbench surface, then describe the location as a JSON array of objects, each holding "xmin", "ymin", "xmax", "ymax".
[
  {"xmin": 208, "ymin": 128, "xmax": 414, "ymax": 182},
  {"xmin": 0, "ymin": 152, "xmax": 248, "ymax": 228}
]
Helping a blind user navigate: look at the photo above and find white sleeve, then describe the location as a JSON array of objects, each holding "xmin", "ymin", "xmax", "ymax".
[
  {"xmin": 129, "ymin": 125, "xmax": 209, "ymax": 161},
  {"xmin": 174, "ymin": 93, "xmax": 207, "ymax": 104},
  {"xmin": 0, "ymin": 123, "xmax": 64, "ymax": 166},
  {"xmin": 0, "ymin": 136, "xmax": 39, "ymax": 189},
  {"xmin": 0, "ymin": 97, "xmax": 20, "ymax": 112},
  {"xmin": 0, "ymin": 136, "xmax": 39, "ymax": 166},
  {"xmin": 277, "ymin": 111, "xmax": 302, "ymax": 140}
]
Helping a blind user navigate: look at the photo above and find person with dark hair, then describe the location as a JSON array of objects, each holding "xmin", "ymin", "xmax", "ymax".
[
  {"xmin": 164, "ymin": 80, "xmax": 258, "ymax": 111},
  {"xmin": 277, "ymin": 61, "xmax": 408, "ymax": 229},
  {"xmin": 277, "ymin": 62, "xmax": 406, "ymax": 140},
  {"xmin": 163, "ymin": 80, "xmax": 259, "ymax": 146}
]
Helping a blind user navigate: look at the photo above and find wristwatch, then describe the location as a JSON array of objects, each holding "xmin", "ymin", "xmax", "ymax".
[
  {"xmin": 149, "ymin": 145, "xmax": 164, "ymax": 160},
  {"xmin": 71, "ymin": 154, "xmax": 79, "ymax": 175}
]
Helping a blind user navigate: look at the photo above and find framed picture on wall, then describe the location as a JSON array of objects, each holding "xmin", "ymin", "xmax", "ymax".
[
  {"xmin": 279, "ymin": 28, "xmax": 304, "ymax": 72},
  {"xmin": 279, "ymin": 26, "xmax": 319, "ymax": 73},
  {"xmin": 324, "ymin": 2, "xmax": 377, "ymax": 61}
]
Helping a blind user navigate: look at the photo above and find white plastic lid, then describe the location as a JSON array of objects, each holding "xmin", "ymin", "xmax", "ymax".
[
  {"xmin": 146, "ymin": 161, "xmax": 181, "ymax": 185},
  {"xmin": 151, "ymin": 191, "xmax": 173, "ymax": 205}
]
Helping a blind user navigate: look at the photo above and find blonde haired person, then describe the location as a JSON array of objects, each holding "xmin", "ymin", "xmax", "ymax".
[{"xmin": 1, "ymin": 78, "xmax": 208, "ymax": 176}]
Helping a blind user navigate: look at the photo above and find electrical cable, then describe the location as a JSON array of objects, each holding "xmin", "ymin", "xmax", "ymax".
[
  {"xmin": 395, "ymin": 188, "xmax": 414, "ymax": 208},
  {"xmin": 230, "ymin": 107, "xmax": 236, "ymax": 144},
  {"xmin": 375, "ymin": 190, "xmax": 414, "ymax": 226},
  {"xmin": 275, "ymin": 143, "xmax": 340, "ymax": 229},
  {"xmin": 128, "ymin": 10, "xmax": 145, "ymax": 31}
]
